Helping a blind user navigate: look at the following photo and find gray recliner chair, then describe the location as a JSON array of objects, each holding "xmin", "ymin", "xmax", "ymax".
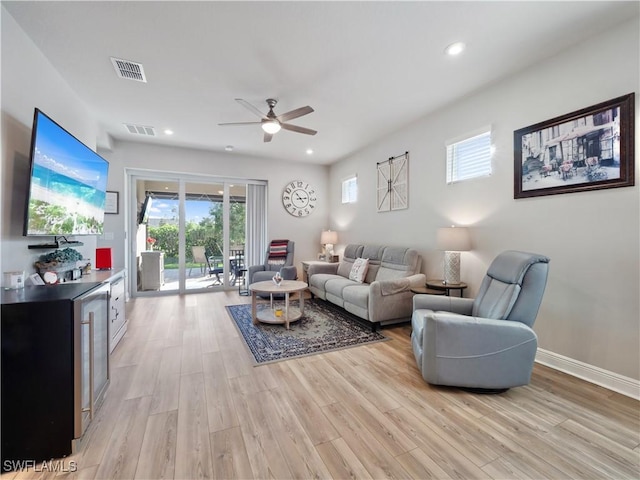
[
  {"xmin": 247, "ymin": 239, "xmax": 297, "ymax": 285},
  {"xmin": 411, "ymin": 250, "xmax": 550, "ymax": 391}
]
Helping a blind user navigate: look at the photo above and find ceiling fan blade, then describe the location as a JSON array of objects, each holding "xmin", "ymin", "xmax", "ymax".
[
  {"xmin": 276, "ymin": 105, "xmax": 314, "ymax": 123},
  {"xmin": 281, "ymin": 123, "xmax": 317, "ymax": 136},
  {"xmin": 218, "ymin": 121, "xmax": 262, "ymax": 126},
  {"xmin": 235, "ymin": 98, "xmax": 267, "ymax": 119},
  {"xmin": 263, "ymin": 132, "xmax": 273, "ymax": 143}
]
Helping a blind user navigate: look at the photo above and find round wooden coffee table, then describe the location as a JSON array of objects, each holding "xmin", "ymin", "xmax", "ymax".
[{"xmin": 249, "ymin": 280, "xmax": 308, "ymax": 329}]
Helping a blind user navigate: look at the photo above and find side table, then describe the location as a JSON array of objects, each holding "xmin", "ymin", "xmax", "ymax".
[
  {"xmin": 425, "ymin": 280, "xmax": 468, "ymax": 297},
  {"xmin": 410, "ymin": 286, "xmax": 446, "ymax": 295},
  {"xmin": 237, "ymin": 268, "xmax": 249, "ymax": 296},
  {"xmin": 301, "ymin": 260, "xmax": 328, "ymax": 283}
]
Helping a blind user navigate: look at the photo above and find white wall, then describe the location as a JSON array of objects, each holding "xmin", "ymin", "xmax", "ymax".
[
  {"xmin": 1, "ymin": 7, "xmax": 100, "ymax": 275},
  {"xmin": 3, "ymin": 4, "xmax": 638, "ymax": 383},
  {"xmin": 100, "ymin": 140, "xmax": 329, "ymax": 277},
  {"xmin": 1, "ymin": 6, "xmax": 329, "ymax": 288},
  {"xmin": 329, "ymin": 18, "xmax": 640, "ymax": 381}
]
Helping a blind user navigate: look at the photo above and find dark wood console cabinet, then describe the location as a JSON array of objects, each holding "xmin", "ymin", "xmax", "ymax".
[{"xmin": 1, "ymin": 283, "xmax": 107, "ymax": 470}]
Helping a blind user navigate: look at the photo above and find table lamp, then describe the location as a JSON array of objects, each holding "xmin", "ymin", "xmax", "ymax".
[
  {"xmin": 321, "ymin": 230, "xmax": 338, "ymax": 256},
  {"xmin": 436, "ymin": 225, "xmax": 471, "ymax": 284}
]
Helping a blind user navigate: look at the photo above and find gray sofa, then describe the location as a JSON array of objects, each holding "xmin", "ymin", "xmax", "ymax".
[{"xmin": 307, "ymin": 244, "xmax": 426, "ymax": 330}]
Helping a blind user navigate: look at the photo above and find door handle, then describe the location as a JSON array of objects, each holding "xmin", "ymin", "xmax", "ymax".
[{"xmin": 81, "ymin": 312, "xmax": 95, "ymax": 420}]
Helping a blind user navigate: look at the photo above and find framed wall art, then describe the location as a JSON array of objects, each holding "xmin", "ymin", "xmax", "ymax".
[
  {"xmin": 104, "ymin": 191, "xmax": 119, "ymax": 214},
  {"xmin": 377, "ymin": 151, "xmax": 409, "ymax": 212},
  {"xmin": 514, "ymin": 93, "xmax": 634, "ymax": 199}
]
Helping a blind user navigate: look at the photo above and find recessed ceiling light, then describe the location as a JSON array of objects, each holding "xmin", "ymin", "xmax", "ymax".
[
  {"xmin": 445, "ymin": 42, "xmax": 466, "ymax": 56},
  {"xmin": 306, "ymin": 148, "xmax": 314, "ymax": 155},
  {"xmin": 164, "ymin": 129, "xmax": 174, "ymax": 135},
  {"xmin": 225, "ymin": 145, "xmax": 234, "ymax": 151}
]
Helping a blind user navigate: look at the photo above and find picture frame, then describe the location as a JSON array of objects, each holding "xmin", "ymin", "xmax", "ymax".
[
  {"xmin": 104, "ymin": 191, "xmax": 119, "ymax": 214},
  {"xmin": 377, "ymin": 151, "xmax": 409, "ymax": 211},
  {"xmin": 514, "ymin": 93, "xmax": 634, "ymax": 199}
]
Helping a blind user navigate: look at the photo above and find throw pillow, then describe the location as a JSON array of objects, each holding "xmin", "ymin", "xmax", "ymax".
[{"xmin": 349, "ymin": 258, "xmax": 369, "ymax": 283}]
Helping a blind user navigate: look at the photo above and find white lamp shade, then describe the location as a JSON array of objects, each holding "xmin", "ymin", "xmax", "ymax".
[
  {"xmin": 320, "ymin": 230, "xmax": 338, "ymax": 245},
  {"xmin": 261, "ymin": 121, "xmax": 281, "ymax": 134},
  {"xmin": 436, "ymin": 226, "xmax": 471, "ymax": 252}
]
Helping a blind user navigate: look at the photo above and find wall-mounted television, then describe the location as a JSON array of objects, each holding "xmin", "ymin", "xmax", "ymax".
[
  {"xmin": 138, "ymin": 193, "xmax": 153, "ymax": 224},
  {"xmin": 23, "ymin": 109, "xmax": 109, "ymax": 237}
]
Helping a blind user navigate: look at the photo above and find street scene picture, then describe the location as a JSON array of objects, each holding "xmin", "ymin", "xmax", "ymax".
[
  {"xmin": 514, "ymin": 93, "xmax": 634, "ymax": 199},
  {"xmin": 521, "ymin": 107, "xmax": 619, "ymax": 190}
]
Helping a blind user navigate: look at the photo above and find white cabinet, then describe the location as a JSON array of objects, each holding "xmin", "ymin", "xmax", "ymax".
[
  {"xmin": 141, "ymin": 251, "xmax": 164, "ymax": 290},
  {"xmin": 109, "ymin": 271, "xmax": 126, "ymax": 353}
]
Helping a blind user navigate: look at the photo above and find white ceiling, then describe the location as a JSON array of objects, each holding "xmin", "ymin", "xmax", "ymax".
[{"xmin": 4, "ymin": 1, "xmax": 638, "ymax": 165}]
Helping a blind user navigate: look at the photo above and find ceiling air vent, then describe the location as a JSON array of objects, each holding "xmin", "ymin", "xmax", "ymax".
[
  {"xmin": 124, "ymin": 123, "xmax": 156, "ymax": 136},
  {"xmin": 110, "ymin": 57, "xmax": 147, "ymax": 83}
]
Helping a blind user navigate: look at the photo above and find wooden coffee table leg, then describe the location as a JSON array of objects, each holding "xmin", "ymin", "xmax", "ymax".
[
  {"xmin": 251, "ymin": 291, "xmax": 257, "ymax": 324},
  {"xmin": 285, "ymin": 292, "xmax": 290, "ymax": 329}
]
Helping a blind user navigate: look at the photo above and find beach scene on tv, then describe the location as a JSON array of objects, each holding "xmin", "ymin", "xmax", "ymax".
[{"xmin": 26, "ymin": 114, "xmax": 109, "ymax": 235}]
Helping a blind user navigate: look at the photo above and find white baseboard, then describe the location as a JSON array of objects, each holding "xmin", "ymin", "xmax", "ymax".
[{"xmin": 535, "ymin": 348, "xmax": 640, "ymax": 400}]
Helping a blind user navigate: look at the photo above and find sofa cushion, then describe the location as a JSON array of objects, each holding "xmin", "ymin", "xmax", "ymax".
[
  {"xmin": 372, "ymin": 247, "xmax": 420, "ymax": 281},
  {"xmin": 325, "ymin": 277, "xmax": 358, "ymax": 299},
  {"xmin": 364, "ymin": 264, "xmax": 380, "ymax": 283},
  {"xmin": 349, "ymin": 258, "xmax": 369, "ymax": 283},
  {"xmin": 309, "ymin": 273, "xmax": 339, "ymax": 292},
  {"xmin": 342, "ymin": 284, "xmax": 370, "ymax": 309},
  {"xmin": 342, "ymin": 244, "xmax": 365, "ymax": 262},
  {"xmin": 337, "ymin": 260, "xmax": 355, "ymax": 278}
]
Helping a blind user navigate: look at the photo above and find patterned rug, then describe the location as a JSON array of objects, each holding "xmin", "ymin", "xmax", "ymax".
[{"xmin": 226, "ymin": 299, "xmax": 388, "ymax": 364}]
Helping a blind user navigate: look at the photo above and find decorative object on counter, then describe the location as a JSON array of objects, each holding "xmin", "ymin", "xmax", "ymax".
[
  {"xmin": 320, "ymin": 229, "xmax": 338, "ymax": 256},
  {"xmin": 147, "ymin": 237, "xmax": 156, "ymax": 250},
  {"xmin": 272, "ymin": 271, "xmax": 282, "ymax": 286},
  {"xmin": 3, "ymin": 271, "xmax": 25, "ymax": 290},
  {"xmin": 436, "ymin": 225, "xmax": 471, "ymax": 285},
  {"xmin": 43, "ymin": 271, "xmax": 59, "ymax": 285},
  {"xmin": 95, "ymin": 247, "xmax": 113, "ymax": 270},
  {"xmin": 38, "ymin": 247, "xmax": 83, "ymax": 264},
  {"xmin": 35, "ymin": 248, "xmax": 88, "ymax": 282}
]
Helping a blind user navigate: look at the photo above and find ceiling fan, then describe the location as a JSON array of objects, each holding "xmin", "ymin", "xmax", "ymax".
[{"xmin": 219, "ymin": 98, "xmax": 317, "ymax": 142}]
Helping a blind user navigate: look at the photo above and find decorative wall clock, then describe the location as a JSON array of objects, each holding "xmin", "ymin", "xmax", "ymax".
[
  {"xmin": 377, "ymin": 151, "xmax": 409, "ymax": 212},
  {"xmin": 282, "ymin": 180, "xmax": 317, "ymax": 217}
]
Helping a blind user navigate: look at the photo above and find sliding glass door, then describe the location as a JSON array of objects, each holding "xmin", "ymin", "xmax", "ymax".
[{"xmin": 129, "ymin": 172, "xmax": 255, "ymax": 296}]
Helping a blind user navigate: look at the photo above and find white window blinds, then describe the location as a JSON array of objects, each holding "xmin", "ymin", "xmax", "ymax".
[
  {"xmin": 342, "ymin": 175, "xmax": 357, "ymax": 203},
  {"xmin": 446, "ymin": 130, "xmax": 492, "ymax": 184}
]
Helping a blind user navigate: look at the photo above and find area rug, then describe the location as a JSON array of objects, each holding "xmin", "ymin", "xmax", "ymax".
[{"xmin": 226, "ymin": 299, "xmax": 388, "ymax": 364}]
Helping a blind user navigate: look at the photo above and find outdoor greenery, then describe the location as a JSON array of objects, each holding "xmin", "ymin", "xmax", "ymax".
[{"xmin": 148, "ymin": 201, "xmax": 245, "ymax": 266}]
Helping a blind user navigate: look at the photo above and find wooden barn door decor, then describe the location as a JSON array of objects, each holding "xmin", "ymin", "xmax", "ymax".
[{"xmin": 377, "ymin": 151, "xmax": 409, "ymax": 212}]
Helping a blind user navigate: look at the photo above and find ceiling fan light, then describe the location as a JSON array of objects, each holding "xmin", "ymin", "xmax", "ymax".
[{"xmin": 262, "ymin": 121, "xmax": 281, "ymax": 134}]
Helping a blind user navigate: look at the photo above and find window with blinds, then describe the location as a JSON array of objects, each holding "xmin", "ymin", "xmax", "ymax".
[
  {"xmin": 446, "ymin": 130, "xmax": 492, "ymax": 184},
  {"xmin": 342, "ymin": 175, "xmax": 358, "ymax": 203}
]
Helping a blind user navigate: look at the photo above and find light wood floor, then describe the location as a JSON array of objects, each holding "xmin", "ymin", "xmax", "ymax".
[{"xmin": 5, "ymin": 291, "xmax": 639, "ymax": 479}]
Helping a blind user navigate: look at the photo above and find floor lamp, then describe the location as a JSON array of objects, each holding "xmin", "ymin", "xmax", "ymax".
[{"xmin": 436, "ymin": 226, "xmax": 471, "ymax": 285}]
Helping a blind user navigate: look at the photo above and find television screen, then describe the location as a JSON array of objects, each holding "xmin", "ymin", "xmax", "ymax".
[
  {"xmin": 138, "ymin": 194, "xmax": 153, "ymax": 224},
  {"xmin": 24, "ymin": 109, "xmax": 109, "ymax": 236}
]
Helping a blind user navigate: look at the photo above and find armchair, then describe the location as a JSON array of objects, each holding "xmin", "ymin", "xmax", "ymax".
[
  {"xmin": 247, "ymin": 240, "xmax": 297, "ymax": 285},
  {"xmin": 411, "ymin": 250, "xmax": 550, "ymax": 391}
]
